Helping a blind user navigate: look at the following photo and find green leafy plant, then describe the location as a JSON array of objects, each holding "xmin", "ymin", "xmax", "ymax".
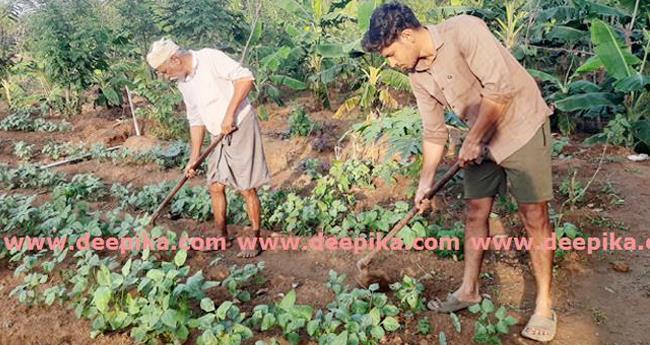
[
  {"xmin": 0, "ymin": 111, "xmax": 72, "ymax": 132},
  {"xmin": 389, "ymin": 275, "xmax": 426, "ymax": 312},
  {"xmin": 468, "ymin": 299, "xmax": 518, "ymax": 345},
  {"xmin": 554, "ymin": 222, "xmax": 586, "ymax": 258},
  {"xmin": 308, "ymin": 271, "xmax": 402, "ymax": 345},
  {"xmin": 222, "ymin": 262, "xmax": 266, "ymax": 302},
  {"xmin": 191, "ymin": 299, "xmax": 254, "ymax": 345},
  {"xmin": 288, "ymin": 106, "xmax": 318, "ymax": 137},
  {"xmin": 559, "ymin": 170, "xmax": 586, "ymax": 206},
  {"xmin": 13, "ymin": 141, "xmax": 34, "ymax": 161},
  {"xmin": 417, "ymin": 318, "xmax": 432, "ymax": 335},
  {"xmin": 0, "ymin": 164, "xmax": 66, "ymax": 189},
  {"xmin": 52, "ymin": 174, "xmax": 106, "ymax": 203},
  {"xmin": 249, "ymin": 289, "xmax": 313, "ymax": 344},
  {"xmin": 27, "ymin": 0, "xmax": 112, "ymax": 115},
  {"xmin": 335, "ymin": 62, "xmax": 410, "ymax": 118}
]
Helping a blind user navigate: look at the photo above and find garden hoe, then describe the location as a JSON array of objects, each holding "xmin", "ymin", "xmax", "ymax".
[
  {"xmin": 146, "ymin": 132, "xmax": 230, "ymax": 226},
  {"xmin": 355, "ymin": 161, "xmax": 461, "ymax": 290}
]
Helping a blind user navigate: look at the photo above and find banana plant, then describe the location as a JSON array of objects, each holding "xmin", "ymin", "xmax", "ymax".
[
  {"xmin": 576, "ymin": 20, "xmax": 649, "ymax": 146},
  {"xmin": 274, "ymin": 0, "xmax": 359, "ymax": 109},
  {"xmin": 494, "ymin": 1, "xmax": 528, "ymax": 50},
  {"xmin": 334, "ymin": 61, "xmax": 410, "ymax": 118},
  {"xmin": 251, "ymin": 46, "xmax": 306, "ymax": 106}
]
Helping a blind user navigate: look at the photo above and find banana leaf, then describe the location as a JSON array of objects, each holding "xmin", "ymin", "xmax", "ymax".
[
  {"xmin": 547, "ymin": 26, "xmax": 588, "ymax": 43},
  {"xmin": 614, "ymin": 73, "xmax": 650, "ymax": 92},
  {"xmin": 555, "ymin": 92, "xmax": 615, "ymax": 112},
  {"xmin": 633, "ymin": 119, "xmax": 650, "ymax": 146},
  {"xmin": 588, "ymin": 19, "xmax": 641, "ymax": 80},
  {"xmin": 269, "ymin": 75, "xmax": 307, "ymax": 90}
]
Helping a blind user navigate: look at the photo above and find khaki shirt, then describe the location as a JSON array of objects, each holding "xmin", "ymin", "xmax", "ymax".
[{"xmin": 409, "ymin": 15, "xmax": 553, "ymax": 163}]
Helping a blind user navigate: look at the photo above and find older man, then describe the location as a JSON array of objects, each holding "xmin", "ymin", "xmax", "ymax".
[
  {"xmin": 362, "ymin": 3, "xmax": 556, "ymax": 343},
  {"xmin": 146, "ymin": 38, "xmax": 270, "ymax": 258}
]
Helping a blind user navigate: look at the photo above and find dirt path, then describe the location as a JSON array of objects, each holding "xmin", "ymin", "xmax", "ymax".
[{"xmin": 561, "ymin": 160, "xmax": 650, "ymax": 345}]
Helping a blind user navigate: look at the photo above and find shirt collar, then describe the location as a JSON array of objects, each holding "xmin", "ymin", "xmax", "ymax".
[
  {"xmin": 414, "ymin": 24, "xmax": 444, "ymax": 72},
  {"xmin": 183, "ymin": 50, "xmax": 199, "ymax": 82}
]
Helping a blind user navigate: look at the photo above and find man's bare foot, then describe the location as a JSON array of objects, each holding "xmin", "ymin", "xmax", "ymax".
[
  {"xmin": 236, "ymin": 243, "xmax": 262, "ymax": 258},
  {"xmin": 209, "ymin": 230, "xmax": 234, "ymax": 249}
]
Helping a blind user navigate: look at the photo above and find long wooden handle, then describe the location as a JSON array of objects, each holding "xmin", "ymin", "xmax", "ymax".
[
  {"xmin": 149, "ymin": 133, "xmax": 226, "ymax": 225},
  {"xmin": 356, "ymin": 161, "xmax": 461, "ymax": 269}
]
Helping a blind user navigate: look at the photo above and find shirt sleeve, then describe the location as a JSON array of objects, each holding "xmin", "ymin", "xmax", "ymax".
[
  {"xmin": 207, "ymin": 49, "xmax": 255, "ymax": 81},
  {"xmin": 456, "ymin": 15, "xmax": 516, "ymax": 105},
  {"xmin": 410, "ymin": 77, "xmax": 448, "ymax": 145},
  {"xmin": 183, "ymin": 98, "xmax": 203, "ymax": 127}
]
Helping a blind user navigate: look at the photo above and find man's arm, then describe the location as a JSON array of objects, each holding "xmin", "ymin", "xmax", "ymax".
[
  {"xmin": 185, "ymin": 125, "xmax": 206, "ymax": 178},
  {"xmin": 222, "ymin": 78, "xmax": 255, "ymax": 134},
  {"xmin": 456, "ymin": 15, "xmax": 516, "ymax": 166},
  {"xmin": 416, "ymin": 141, "xmax": 445, "ymax": 208},
  {"xmin": 208, "ymin": 49, "xmax": 257, "ymax": 134},
  {"xmin": 410, "ymin": 78, "xmax": 448, "ymax": 209},
  {"xmin": 458, "ymin": 98, "xmax": 505, "ymax": 166}
]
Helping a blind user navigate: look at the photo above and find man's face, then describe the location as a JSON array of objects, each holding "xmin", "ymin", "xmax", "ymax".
[
  {"xmin": 380, "ymin": 30, "xmax": 420, "ymax": 72},
  {"xmin": 155, "ymin": 55, "xmax": 186, "ymax": 81}
]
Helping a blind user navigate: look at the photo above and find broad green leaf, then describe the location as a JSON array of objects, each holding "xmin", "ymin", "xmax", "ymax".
[
  {"xmin": 382, "ymin": 316, "xmax": 400, "ymax": 331},
  {"xmin": 369, "ymin": 307, "xmax": 381, "ymax": 325},
  {"xmin": 576, "ymin": 56, "xmax": 604, "ymax": 74},
  {"xmin": 358, "ymin": 0, "xmax": 376, "ymax": 32},
  {"xmin": 555, "ymin": 92, "xmax": 614, "ymax": 112},
  {"xmin": 468, "ymin": 303, "xmax": 481, "ymax": 313},
  {"xmin": 93, "ymin": 286, "xmax": 111, "ymax": 313},
  {"xmin": 370, "ymin": 325, "xmax": 385, "ymax": 339},
  {"xmin": 332, "ymin": 330, "xmax": 348, "ymax": 345},
  {"xmin": 633, "ymin": 119, "xmax": 650, "ymax": 146},
  {"xmin": 614, "ymin": 73, "xmax": 650, "ymax": 92},
  {"xmin": 307, "ymin": 319, "xmax": 319, "ymax": 336},
  {"xmin": 504, "ymin": 315, "xmax": 518, "ymax": 326},
  {"xmin": 590, "ymin": 19, "xmax": 640, "ymax": 80},
  {"xmin": 146, "ymin": 269, "xmax": 164, "ymax": 282},
  {"xmin": 317, "ymin": 44, "xmax": 345, "ymax": 58},
  {"xmin": 450, "ymin": 312, "xmax": 461, "ymax": 333},
  {"xmin": 174, "ymin": 250, "xmax": 187, "ymax": 267},
  {"xmin": 528, "ymin": 69, "xmax": 562, "ymax": 89},
  {"xmin": 381, "ymin": 69, "xmax": 411, "ymax": 91},
  {"xmin": 496, "ymin": 320, "xmax": 509, "ymax": 334},
  {"xmin": 547, "ymin": 26, "xmax": 587, "ymax": 43},
  {"xmin": 383, "ymin": 304, "xmax": 400, "ymax": 316},
  {"xmin": 495, "ymin": 306, "xmax": 507, "ymax": 319},
  {"xmin": 161, "ymin": 309, "xmax": 177, "ymax": 328},
  {"xmin": 279, "ymin": 290, "xmax": 296, "ymax": 310},
  {"xmin": 216, "ymin": 301, "xmax": 233, "ymax": 320},
  {"xmin": 96, "ymin": 265, "xmax": 111, "ymax": 287},
  {"xmin": 121, "ymin": 259, "xmax": 132, "ymax": 276},
  {"xmin": 261, "ymin": 313, "xmax": 276, "ymax": 331},
  {"xmin": 200, "ymin": 297, "xmax": 215, "ymax": 312},
  {"xmin": 269, "ymin": 75, "xmax": 307, "ymax": 90},
  {"xmin": 102, "ymin": 88, "xmax": 120, "ymax": 106},
  {"xmin": 439, "ymin": 331, "xmax": 448, "ymax": 345},
  {"xmin": 481, "ymin": 299, "xmax": 495, "ymax": 313}
]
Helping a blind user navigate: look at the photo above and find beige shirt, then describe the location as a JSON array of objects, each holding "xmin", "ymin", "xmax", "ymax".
[
  {"xmin": 409, "ymin": 15, "xmax": 553, "ymax": 163},
  {"xmin": 177, "ymin": 48, "xmax": 255, "ymax": 136}
]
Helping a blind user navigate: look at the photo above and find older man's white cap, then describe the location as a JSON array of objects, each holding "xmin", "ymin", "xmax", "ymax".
[{"xmin": 146, "ymin": 38, "xmax": 180, "ymax": 69}]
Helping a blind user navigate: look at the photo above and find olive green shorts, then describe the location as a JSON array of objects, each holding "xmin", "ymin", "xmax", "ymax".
[{"xmin": 464, "ymin": 119, "xmax": 553, "ymax": 203}]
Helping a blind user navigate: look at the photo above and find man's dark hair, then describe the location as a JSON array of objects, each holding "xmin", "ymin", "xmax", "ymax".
[{"xmin": 361, "ymin": 2, "xmax": 422, "ymax": 53}]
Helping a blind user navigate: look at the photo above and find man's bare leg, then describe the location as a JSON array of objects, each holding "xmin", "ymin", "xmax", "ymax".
[
  {"xmin": 452, "ymin": 197, "xmax": 494, "ymax": 302},
  {"xmin": 208, "ymin": 182, "xmax": 232, "ymax": 248},
  {"xmin": 237, "ymin": 188, "xmax": 262, "ymax": 258},
  {"xmin": 519, "ymin": 202, "xmax": 554, "ymax": 337}
]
